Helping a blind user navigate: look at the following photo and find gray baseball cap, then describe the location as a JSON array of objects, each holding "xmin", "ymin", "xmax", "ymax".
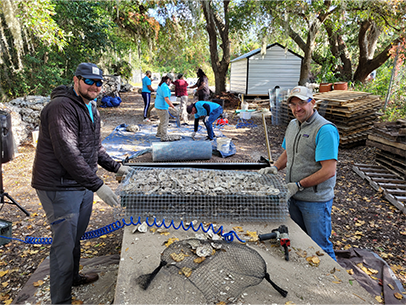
[{"xmin": 75, "ymin": 63, "xmax": 104, "ymax": 80}]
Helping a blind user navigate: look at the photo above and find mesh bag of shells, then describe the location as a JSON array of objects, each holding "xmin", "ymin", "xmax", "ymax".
[
  {"xmin": 136, "ymin": 238, "xmax": 288, "ymax": 304},
  {"xmin": 118, "ymin": 167, "xmax": 288, "ymax": 222}
]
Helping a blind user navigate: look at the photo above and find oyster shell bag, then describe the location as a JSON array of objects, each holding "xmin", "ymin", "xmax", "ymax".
[{"xmin": 136, "ymin": 238, "xmax": 287, "ymax": 303}]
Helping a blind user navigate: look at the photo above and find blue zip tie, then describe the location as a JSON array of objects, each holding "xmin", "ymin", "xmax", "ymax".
[{"xmin": 0, "ymin": 216, "xmax": 245, "ymax": 245}]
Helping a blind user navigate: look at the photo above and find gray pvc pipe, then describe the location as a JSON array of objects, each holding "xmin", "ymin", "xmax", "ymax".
[{"xmin": 152, "ymin": 141, "xmax": 212, "ymax": 162}]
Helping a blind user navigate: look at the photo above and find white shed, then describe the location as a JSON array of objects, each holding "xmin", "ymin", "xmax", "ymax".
[{"xmin": 230, "ymin": 43, "xmax": 303, "ymax": 96}]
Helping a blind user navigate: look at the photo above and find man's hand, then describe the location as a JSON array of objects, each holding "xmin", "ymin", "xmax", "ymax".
[
  {"xmin": 191, "ymin": 132, "xmax": 196, "ymax": 140},
  {"xmin": 286, "ymin": 182, "xmax": 299, "ymax": 199},
  {"xmin": 204, "ymin": 116, "xmax": 209, "ymax": 124},
  {"xmin": 258, "ymin": 165, "xmax": 278, "ymax": 175},
  {"xmin": 116, "ymin": 165, "xmax": 131, "ymax": 177},
  {"xmin": 96, "ymin": 184, "xmax": 120, "ymax": 207}
]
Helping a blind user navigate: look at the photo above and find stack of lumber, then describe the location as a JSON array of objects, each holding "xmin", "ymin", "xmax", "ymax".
[
  {"xmin": 366, "ymin": 119, "xmax": 406, "ymax": 179},
  {"xmin": 313, "ymin": 91, "xmax": 383, "ymax": 146}
]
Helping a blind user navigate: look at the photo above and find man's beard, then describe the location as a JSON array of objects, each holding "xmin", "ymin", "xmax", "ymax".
[{"xmin": 78, "ymin": 84, "xmax": 99, "ymax": 101}]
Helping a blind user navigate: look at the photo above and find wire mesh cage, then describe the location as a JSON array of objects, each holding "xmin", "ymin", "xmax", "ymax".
[{"xmin": 118, "ymin": 167, "xmax": 288, "ymax": 223}]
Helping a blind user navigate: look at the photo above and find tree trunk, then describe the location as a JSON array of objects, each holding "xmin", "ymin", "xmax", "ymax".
[
  {"xmin": 324, "ymin": 20, "xmax": 352, "ymax": 80},
  {"xmin": 298, "ymin": 19, "xmax": 321, "ymax": 85},
  {"xmin": 201, "ymin": 1, "xmax": 230, "ymax": 95},
  {"xmin": 353, "ymin": 20, "xmax": 401, "ymax": 83}
]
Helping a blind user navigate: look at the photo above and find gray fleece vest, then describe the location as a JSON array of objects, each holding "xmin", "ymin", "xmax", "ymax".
[{"xmin": 285, "ymin": 110, "xmax": 336, "ymax": 202}]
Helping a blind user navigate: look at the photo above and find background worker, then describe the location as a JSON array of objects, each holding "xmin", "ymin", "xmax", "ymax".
[
  {"xmin": 259, "ymin": 86, "xmax": 339, "ymax": 260},
  {"xmin": 189, "ymin": 68, "xmax": 210, "ymax": 101},
  {"xmin": 141, "ymin": 70, "xmax": 154, "ymax": 122},
  {"xmin": 155, "ymin": 75, "xmax": 178, "ymax": 141},
  {"xmin": 187, "ymin": 101, "xmax": 223, "ymax": 141},
  {"xmin": 173, "ymin": 73, "xmax": 189, "ymax": 123},
  {"xmin": 31, "ymin": 62, "xmax": 131, "ymax": 304}
]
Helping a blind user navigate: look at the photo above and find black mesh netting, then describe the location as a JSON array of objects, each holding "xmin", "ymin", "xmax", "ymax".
[{"xmin": 136, "ymin": 238, "xmax": 287, "ymax": 304}]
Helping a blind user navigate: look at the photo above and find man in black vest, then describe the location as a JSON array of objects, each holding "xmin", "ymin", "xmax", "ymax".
[{"xmin": 32, "ymin": 63, "xmax": 131, "ymax": 303}]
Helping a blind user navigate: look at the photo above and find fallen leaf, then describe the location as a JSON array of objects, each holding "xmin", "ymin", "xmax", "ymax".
[
  {"xmin": 72, "ymin": 300, "xmax": 84, "ymax": 304},
  {"xmin": 368, "ymin": 268, "xmax": 378, "ymax": 274},
  {"xmin": 33, "ymin": 280, "xmax": 44, "ymax": 287},
  {"xmin": 316, "ymin": 251, "xmax": 325, "ymax": 256},
  {"xmin": 4, "ymin": 298, "xmax": 12, "ymax": 305},
  {"xmin": 387, "ymin": 283, "xmax": 394, "ymax": 290},
  {"xmin": 165, "ymin": 237, "xmax": 179, "ymax": 247},
  {"xmin": 232, "ymin": 226, "xmax": 244, "ymax": 233},
  {"xmin": 100, "ymin": 235, "xmax": 107, "ymax": 239},
  {"xmin": 2, "ymin": 282, "xmax": 8, "ymax": 288},
  {"xmin": 333, "ymin": 274, "xmax": 342, "ymax": 283},
  {"xmin": 245, "ymin": 231, "xmax": 258, "ymax": 242},
  {"xmin": 347, "ymin": 269, "xmax": 354, "ymax": 275},
  {"xmin": 125, "ymin": 248, "xmax": 129, "ymax": 252},
  {"xmin": 0, "ymin": 270, "xmax": 9, "ymax": 277},
  {"xmin": 332, "ymin": 281, "xmax": 341, "ymax": 284},
  {"xmin": 394, "ymin": 293, "xmax": 403, "ymax": 300},
  {"xmin": 375, "ymin": 296, "xmax": 383, "ymax": 303},
  {"xmin": 306, "ymin": 256, "xmax": 320, "ymax": 267},
  {"xmin": 295, "ymin": 249, "xmax": 307, "ymax": 258}
]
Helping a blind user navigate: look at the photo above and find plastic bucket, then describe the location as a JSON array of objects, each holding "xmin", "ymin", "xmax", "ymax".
[
  {"xmin": 217, "ymin": 137, "xmax": 231, "ymax": 154},
  {"xmin": 240, "ymin": 111, "xmax": 252, "ymax": 119}
]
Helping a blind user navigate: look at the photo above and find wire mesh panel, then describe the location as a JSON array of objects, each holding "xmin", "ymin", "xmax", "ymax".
[{"xmin": 118, "ymin": 167, "xmax": 288, "ymax": 222}]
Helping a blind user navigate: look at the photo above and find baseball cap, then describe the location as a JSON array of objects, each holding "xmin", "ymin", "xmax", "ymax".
[
  {"xmin": 287, "ymin": 86, "xmax": 313, "ymax": 103},
  {"xmin": 166, "ymin": 73, "xmax": 174, "ymax": 81},
  {"xmin": 75, "ymin": 63, "xmax": 104, "ymax": 80},
  {"xmin": 187, "ymin": 103, "xmax": 195, "ymax": 114}
]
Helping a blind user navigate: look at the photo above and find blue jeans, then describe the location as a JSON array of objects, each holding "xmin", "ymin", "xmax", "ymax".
[
  {"xmin": 37, "ymin": 189, "xmax": 93, "ymax": 304},
  {"xmin": 204, "ymin": 106, "xmax": 223, "ymax": 140},
  {"xmin": 288, "ymin": 198, "xmax": 336, "ymax": 260}
]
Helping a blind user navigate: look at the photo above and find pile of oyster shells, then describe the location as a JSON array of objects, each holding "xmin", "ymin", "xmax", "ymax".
[{"xmin": 121, "ymin": 168, "xmax": 280, "ymax": 196}]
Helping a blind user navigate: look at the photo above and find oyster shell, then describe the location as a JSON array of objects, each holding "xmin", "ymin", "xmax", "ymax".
[
  {"xmin": 137, "ymin": 222, "xmax": 148, "ymax": 233},
  {"xmin": 196, "ymin": 244, "xmax": 213, "ymax": 257}
]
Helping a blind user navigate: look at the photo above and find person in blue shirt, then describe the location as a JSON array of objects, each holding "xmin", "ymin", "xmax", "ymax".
[
  {"xmin": 259, "ymin": 86, "xmax": 339, "ymax": 260},
  {"xmin": 187, "ymin": 101, "xmax": 223, "ymax": 141},
  {"xmin": 141, "ymin": 70, "xmax": 154, "ymax": 122},
  {"xmin": 155, "ymin": 75, "xmax": 178, "ymax": 141}
]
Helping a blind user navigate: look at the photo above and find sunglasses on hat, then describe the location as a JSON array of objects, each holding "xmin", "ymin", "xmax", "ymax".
[{"xmin": 78, "ymin": 76, "xmax": 103, "ymax": 87}]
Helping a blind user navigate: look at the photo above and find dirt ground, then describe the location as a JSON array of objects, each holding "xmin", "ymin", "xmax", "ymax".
[{"xmin": 0, "ymin": 91, "xmax": 405, "ymax": 304}]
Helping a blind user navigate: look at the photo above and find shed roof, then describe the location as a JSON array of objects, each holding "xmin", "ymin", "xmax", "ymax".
[{"xmin": 231, "ymin": 42, "xmax": 303, "ymax": 62}]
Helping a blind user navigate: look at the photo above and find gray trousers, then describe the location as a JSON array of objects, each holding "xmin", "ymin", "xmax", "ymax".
[
  {"xmin": 36, "ymin": 189, "xmax": 93, "ymax": 304},
  {"xmin": 156, "ymin": 108, "xmax": 169, "ymax": 137}
]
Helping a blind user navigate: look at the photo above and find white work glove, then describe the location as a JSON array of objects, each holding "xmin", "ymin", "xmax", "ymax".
[
  {"xmin": 116, "ymin": 165, "xmax": 132, "ymax": 177},
  {"xmin": 204, "ymin": 116, "xmax": 209, "ymax": 124},
  {"xmin": 258, "ymin": 165, "xmax": 278, "ymax": 175},
  {"xmin": 96, "ymin": 184, "xmax": 120, "ymax": 207},
  {"xmin": 286, "ymin": 182, "xmax": 299, "ymax": 200}
]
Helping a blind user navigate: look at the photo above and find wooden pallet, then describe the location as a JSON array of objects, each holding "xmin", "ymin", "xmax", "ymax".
[
  {"xmin": 376, "ymin": 150, "xmax": 406, "ymax": 178},
  {"xmin": 353, "ymin": 163, "xmax": 406, "ymax": 213},
  {"xmin": 314, "ymin": 91, "xmax": 372, "ymax": 105}
]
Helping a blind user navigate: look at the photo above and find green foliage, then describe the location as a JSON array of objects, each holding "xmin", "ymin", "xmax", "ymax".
[
  {"xmin": 110, "ymin": 60, "xmax": 133, "ymax": 81},
  {"xmin": 352, "ymin": 61, "xmax": 406, "ymax": 122}
]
